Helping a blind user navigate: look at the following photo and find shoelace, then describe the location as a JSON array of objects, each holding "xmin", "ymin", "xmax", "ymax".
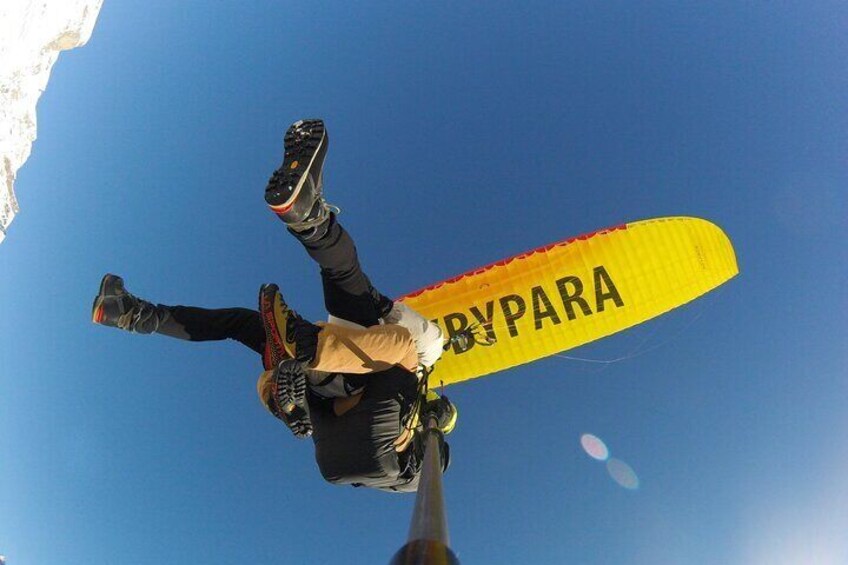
[
  {"xmin": 116, "ymin": 298, "xmax": 161, "ymax": 333},
  {"xmin": 116, "ymin": 310, "xmax": 135, "ymax": 331},
  {"xmin": 288, "ymin": 198, "xmax": 341, "ymax": 232}
]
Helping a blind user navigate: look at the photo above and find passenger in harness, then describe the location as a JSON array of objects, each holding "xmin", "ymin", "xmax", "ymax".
[{"xmin": 91, "ymin": 119, "xmax": 456, "ymax": 492}]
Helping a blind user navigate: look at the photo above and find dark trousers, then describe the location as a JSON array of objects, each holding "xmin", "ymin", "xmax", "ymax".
[{"xmin": 164, "ymin": 215, "xmax": 392, "ymax": 357}]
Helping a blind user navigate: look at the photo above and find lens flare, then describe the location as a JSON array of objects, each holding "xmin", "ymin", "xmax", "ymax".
[
  {"xmin": 580, "ymin": 433, "xmax": 609, "ymax": 461},
  {"xmin": 606, "ymin": 458, "xmax": 639, "ymax": 490}
]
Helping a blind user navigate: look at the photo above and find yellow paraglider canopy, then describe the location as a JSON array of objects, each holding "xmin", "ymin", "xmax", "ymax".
[{"xmin": 399, "ymin": 216, "xmax": 738, "ymax": 386}]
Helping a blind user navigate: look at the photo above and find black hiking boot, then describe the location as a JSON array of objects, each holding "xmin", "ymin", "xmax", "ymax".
[
  {"xmin": 265, "ymin": 119, "xmax": 336, "ymax": 239},
  {"xmin": 270, "ymin": 359, "xmax": 312, "ymax": 438},
  {"xmin": 91, "ymin": 274, "xmax": 167, "ymax": 333}
]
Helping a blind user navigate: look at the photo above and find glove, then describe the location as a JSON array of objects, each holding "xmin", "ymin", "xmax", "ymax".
[{"xmin": 422, "ymin": 391, "xmax": 457, "ymax": 435}]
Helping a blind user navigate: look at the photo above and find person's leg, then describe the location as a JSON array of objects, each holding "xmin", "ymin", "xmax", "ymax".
[
  {"xmin": 311, "ymin": 322, "xmax": 418, "ymax": 374},
  {"xmin": 259, "ymin": 284, "xmax": 415, "ymax": 373},
  {"xmin": 292, "ymin": 214, "xmax": 393, "ymax": 327},
  {"xmin": 92, "ymin": 274, "xmax": 266, "ymax": 355},
  {"xmin": 263, "ymin": 119, "xmax": 392, "ymax": 327},
  {"xmin": 165, "ymin": 306, "xmax": 265, "ymax": 354}
]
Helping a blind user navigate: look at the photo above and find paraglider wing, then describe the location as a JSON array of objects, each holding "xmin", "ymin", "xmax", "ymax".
[{"xmin": 399, "ymin": 216, "xmax": 738, "ymax": 386}]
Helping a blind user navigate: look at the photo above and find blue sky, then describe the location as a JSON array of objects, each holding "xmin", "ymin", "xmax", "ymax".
[{"xmin": 1, "ymin": 1, "xmax": 846, "ymax": 563}]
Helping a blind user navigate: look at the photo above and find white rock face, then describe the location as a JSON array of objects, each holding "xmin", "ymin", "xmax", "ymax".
[{"xmin": 0, "ymin": 0, "xmax": 103, "ymax": 244}]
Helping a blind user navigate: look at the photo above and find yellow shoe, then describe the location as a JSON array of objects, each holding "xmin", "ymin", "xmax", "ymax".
[
  {"xmin": 423, "ymin": 390, "xmax": 458, "ymax": 435},
  {"xmin": 259, "ymin": 283, "xmax": 298, "ymax": 367}
]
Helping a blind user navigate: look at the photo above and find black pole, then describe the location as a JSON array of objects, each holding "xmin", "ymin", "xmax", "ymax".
[{"xmin": 389, "ymin": 419, "xmax": 460, "ymax": 565}]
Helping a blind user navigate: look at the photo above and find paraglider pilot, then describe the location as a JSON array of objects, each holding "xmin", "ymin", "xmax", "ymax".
[{"xmin": 92, "ymin": 119, "xmax": 456, "ymax": 492}]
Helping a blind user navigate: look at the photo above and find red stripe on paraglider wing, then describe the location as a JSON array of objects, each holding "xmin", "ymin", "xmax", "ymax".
[{"xmin": 398, "ymin": 223, "xmax": 628, "ymax": 300}]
